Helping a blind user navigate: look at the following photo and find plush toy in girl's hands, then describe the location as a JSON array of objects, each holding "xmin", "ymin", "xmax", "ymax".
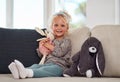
[
  {"xmin": 63, "ymin": 37, "xmax": 105, "ymax": 78},
  {"xmin": 35, "ymin": 27, "xmax": 54, "ymax": 42},
  {"xmin": 35, "ymin": 27, "xmax": 54, "ymax": 64}
]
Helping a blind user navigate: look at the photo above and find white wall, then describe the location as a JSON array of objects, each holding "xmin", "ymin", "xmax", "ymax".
[{"xmin": 86, "ymin": 0, "xmax": 118, "ymax": 28}]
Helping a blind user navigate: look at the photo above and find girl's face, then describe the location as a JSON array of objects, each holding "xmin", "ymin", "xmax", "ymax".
[{"xmin": 52, "ymin": 16, "xmax": 68, "ymax": 39}]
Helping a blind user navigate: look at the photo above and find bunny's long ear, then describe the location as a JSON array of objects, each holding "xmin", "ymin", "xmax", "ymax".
[
  {"xmin": 44, "ymin": 30, "xmax": 48, "ymax": 35},
  {"xmin": 35, "ymin": 27, "xmax": 46, "ymax": 36},
  {"xmin": 96, "ymin": 42, "xmax": 105, "ymax": 76}
]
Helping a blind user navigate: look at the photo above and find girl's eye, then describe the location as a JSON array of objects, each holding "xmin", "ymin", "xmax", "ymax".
[
  {"xmin": 61, "ymin": 24, "xmax": 65, "ymax": 27},
  {"xmin": 54, "ymin": 24, "xmax": 58, "ymax": 27}
]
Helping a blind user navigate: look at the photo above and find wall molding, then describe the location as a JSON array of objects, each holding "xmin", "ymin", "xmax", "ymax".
[
  {"xmin": 115, "ymin": 0, "xmax": 120, "ymax": 24},
  {"xmin": 6, "ymin": 0, "xmax": 13, "ymax": 27},
  {"xmin": 44, "ymin": 0, "xmax": 55, "ymax": 27}
]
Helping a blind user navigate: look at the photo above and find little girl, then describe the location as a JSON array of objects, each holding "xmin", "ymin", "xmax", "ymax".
[{"xmin": 8, "ymin": 11, "xmax": 72, "ymax": 79}]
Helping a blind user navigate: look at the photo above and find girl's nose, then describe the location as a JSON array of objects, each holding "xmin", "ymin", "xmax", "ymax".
[{"xmin": 56, "ymin": 26, "xmax": 61, "ymax": 29}]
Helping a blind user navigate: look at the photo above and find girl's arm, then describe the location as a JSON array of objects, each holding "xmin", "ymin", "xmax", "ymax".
[{"xmin": 52, "ymin": 39, "xmax": 72, "ymax": 60}]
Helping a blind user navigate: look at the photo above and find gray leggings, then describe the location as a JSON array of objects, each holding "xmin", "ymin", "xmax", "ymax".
[{"xmin": 27, "ymin": 63, "xmax": 63, "ymax": 78}]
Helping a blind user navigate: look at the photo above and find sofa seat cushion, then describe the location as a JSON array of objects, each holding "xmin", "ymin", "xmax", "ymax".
[
  {"xmin": 0, "ymin": 27, "xmax": 43, "ymax": 74},
  {"xmin": 91, "ymin": 25, "xmax": 120, "ymax": 77},
  {"xmin": 0, "ymin": 74, "xmax": 120, "ymax": 82}
]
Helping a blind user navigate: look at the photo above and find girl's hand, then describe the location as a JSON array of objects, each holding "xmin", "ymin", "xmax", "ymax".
[
  {"xmin": 40, "ymin": 38, "xmax": 54, "ymax": 51},
  {"xmin": 38, "ymin": 39, "xmax": 51, "ymax": 55},
  {"xmin": 44, "ymin": 42, "xmax": 54, "ymax": 51},
  {"xmin": 40, "ymin": 38, "xmax": 50, "ymax": 45}
]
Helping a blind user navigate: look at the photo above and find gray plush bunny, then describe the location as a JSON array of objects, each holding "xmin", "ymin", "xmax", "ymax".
[{"xmin": 63, "ymin": 37, "xmax": 105, "ymax": 78}]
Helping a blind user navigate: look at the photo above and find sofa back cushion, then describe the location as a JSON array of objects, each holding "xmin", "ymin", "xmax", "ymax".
[
  {"xmin": 68, "ymin": 27, "xmax": 90, "ymax": 60},
  {"xmin": 91, "ymin": 25, "xmax": 120, "ymax": 77},
  {"xmin": 0, "ymin": 27, "xmax": 43, "ymax": 74}
]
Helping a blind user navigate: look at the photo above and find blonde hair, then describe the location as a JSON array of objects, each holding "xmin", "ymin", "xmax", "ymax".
[{"xmin": 47, "ymin": 11, "xmax": 71, "ymax": 33}]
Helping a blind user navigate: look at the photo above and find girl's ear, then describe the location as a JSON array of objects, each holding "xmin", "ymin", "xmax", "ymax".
[{"xmin": 96, "ymin": 42, "xmax": 105, "ymax": 76}]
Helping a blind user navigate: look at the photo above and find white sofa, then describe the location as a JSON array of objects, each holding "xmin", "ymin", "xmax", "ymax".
[{"xmin": 0, "ymin": 25, "xmax": 120, "ymax": 82}]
